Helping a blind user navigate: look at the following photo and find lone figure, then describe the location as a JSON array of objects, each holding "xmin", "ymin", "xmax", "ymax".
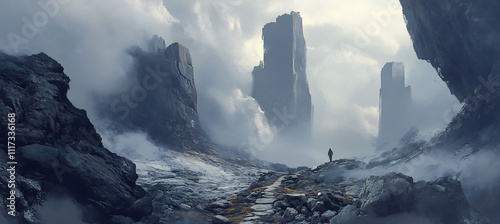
[{"xmin": 328, "ymin": 148, "xmax": 333, "ymax": 162}]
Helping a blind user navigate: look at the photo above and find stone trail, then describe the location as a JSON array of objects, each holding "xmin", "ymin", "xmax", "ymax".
[{"xmin": 241, "ymin": 176, "xmax": 285, "ymax": 223}]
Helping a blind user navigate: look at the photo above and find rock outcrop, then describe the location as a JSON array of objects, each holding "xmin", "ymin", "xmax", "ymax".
[
  {"xmin": 377, "ymin": 62, "xmax": 412, "ymax": 151},
  {"xmin": 252, "ymin": 12, "xmax": 312, "ymax": 143},
  {"xmin": 0, "ymin": 52, "xmax": 150, "ymax": 223},
  {"xmin": 331, "ymin": 172, "xmax": 487, "ymax": 224},
  {"xmin": 397, "ymin": 1, "xmax": 500, "ymax": 222},
  {"xmin": 400, "ymin": 0, "xmax": 500, "ymax": 148},
  {"xmin": 400, "ymin": 0, "xmax": 500, "ymax": 103},
  {"xmin": 102, "ymin": 36, "xmax": 209, "ymax": 152}
]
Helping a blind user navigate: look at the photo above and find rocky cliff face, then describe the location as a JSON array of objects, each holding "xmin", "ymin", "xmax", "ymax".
[
  {"xmin": 102, "ymin": 36, "xmax": 209, "ymax": 152},
  {"xmin": 374, "ymin": 1, "xmax": 500, "ymax": 222},
  {"xmin": 377, "ymin": 62, "xmax": 412, "ymax": 151},
  {"xmin": 396, "ymin": 0, "xmax": 500, "ymax": 150},
  {"xmin": 400, "ymin": 0, "xmax": 500, "ymax": 103},
  {"xmin": 400, "ymin": 0, "xmax": 500, "ymax": 149},
  {"xmin": 0, "ymin": 52, "xmax": 151, "ymax": 223},
  {"xmin": 252, "ymin": 12, "xmax": 312, "ymax": 143}
]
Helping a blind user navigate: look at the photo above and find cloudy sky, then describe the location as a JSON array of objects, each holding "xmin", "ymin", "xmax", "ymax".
[{"xmin": 0, "ymin": 0, "xmax": 459, "ymax": 166}]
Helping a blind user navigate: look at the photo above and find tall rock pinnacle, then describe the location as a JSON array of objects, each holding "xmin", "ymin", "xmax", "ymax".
[
  {"xmin": 252, "ymin": 11, "xmax": 312, "ymax": 143},
  {"xmin": 377, "ymin": 62, "xmax": 412, "ymax": 151}
]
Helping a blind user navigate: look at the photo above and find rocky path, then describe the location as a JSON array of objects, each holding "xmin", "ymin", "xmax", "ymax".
[
  {"xmin": 241, "ymin": 176, "xmax": 285, "ymax": 223},
  {"xmin": 213, "ymin": 161, "xmax": 361, "ymax": 224}
]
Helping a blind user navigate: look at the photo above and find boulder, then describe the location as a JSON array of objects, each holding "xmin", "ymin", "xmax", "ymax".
[
  {"xmin": 210, "ymin": 200, "xmax": 230, "ymax": 210},
  {"xmin": 331, "ymin": 173, "xmax": 488, "ymax": 224},
  {"xmin": 306, "ymin": 198, "xmax": 317, "ymax": 210},
  {"xmin": 274, "ymin": 200, "xmax": 289, "ymax": 209},
  {"xmin": 329, "ymin": 205, "xmax": 358, "ymax": 224},
  {"xmin": 283, "ymin": 207, "xmax": 299, "ymax": 222},
  {"xmin": 285, "ymin": 193, "xmax": 307, "ymax": 207},
  {"xmin": 321, "ymin": 210, "xmax": 337, "ymax": 223},
  {"xmin": 359, "ymin": 172, "xmax": 414, "ymax": 216},
  {"xmin": 311, "ymin": 201, "xmax": 326, "ymax": 214},
  {"xmin": 212, "ymin": 215, "xmax": 230, "ymax": 224}
]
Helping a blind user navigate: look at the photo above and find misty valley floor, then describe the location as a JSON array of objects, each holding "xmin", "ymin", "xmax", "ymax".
[{"xmin": 127, "ymin": 152, "xmax": 491, "ymax": 224}]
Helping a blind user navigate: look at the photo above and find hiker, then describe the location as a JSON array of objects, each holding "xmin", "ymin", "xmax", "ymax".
[{"xmin": 328, "ymin": 148, "xmax": 333, "ymax": 162}]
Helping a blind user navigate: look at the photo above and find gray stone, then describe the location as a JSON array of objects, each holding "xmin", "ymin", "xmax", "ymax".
[
  {"xmin": 110, "ymin": 215, "xmax": 134, "ymax": 224},
  {"xmin": 0, "ymin": 52, "xmax": 150, "ymax": 222},
  {"xmin": 312, "ymin": 201, "xmax": 326, "ymax": 214},
  {"xmin": 319, "ymin": 193, "xmax": 340, "ymax": 211},
  {"xmin": 274, "ymin": 200, "xmax": 289, "ymax": 209},
  {"xmin": 19, "ymin": 145, "xmax": 59, "ymax": 170},
  {"xmin": 243, "ymin": 216, "xmax": 260, "ymax": 221},
  {"xmin": 252, "ymin": 204, "xmax": 273, "ymax": 211},
  {"xmin": 253, "ymin": 211, "xmax": 273, "ymax": 216},
  {"xmin": 359, "ymin": 172, "xmax": 414, "ymax": 216},
  {"xmin": 306, "ymin": 197, "xmax": 317, "ymax": 210},
  {"xmin": 285, "ymin": 193, "xmax": 307, "ymax": 207},
  {"xmin": 321, "ymin": 210, "xmax": 337, "ymax": 223},
  {"xmin": 210, "ymin": 200, "xmax": 229, "ymax": 209},
  {"xmin": 212, "ymin": 215, "xmax": 230, "ymax": 224},
  {"xmin": 310, "ymin": 212, "xmax": 321, "ymax": 223},
  {"xmin": 300, "ymin": 206, "xmax": 309, "ymax": 216},
  {"xmin": 295, "ymin": 213, "xmax": 306, "ymax": 221},
  {"xmin": 329, "ymin": 205, "xmax": 358, "ymax": 224},
  {"xmin": 283, "ymin": 207, "xmax": 298, "ymax": 222},
  {"xmin": 400, "ymin": 0, "xmax": 500, "ymax": 103},
  {"xmin": 179, "ymin": 203, "xmax": 191, "ymax": 210},
  {"xmin": 256, "ymin": 197, "xmax": 275, "ymax": 204}
]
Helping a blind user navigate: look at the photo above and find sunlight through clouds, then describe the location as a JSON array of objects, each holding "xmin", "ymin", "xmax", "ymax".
[{"xmin": 0, "ymin": 0, "xmax": 458, "ymax": 165}]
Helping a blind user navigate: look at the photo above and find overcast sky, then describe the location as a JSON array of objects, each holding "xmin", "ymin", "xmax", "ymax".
[{"xmin": 0, "ymin": 0, "xmax": 459, "ymax": 166}]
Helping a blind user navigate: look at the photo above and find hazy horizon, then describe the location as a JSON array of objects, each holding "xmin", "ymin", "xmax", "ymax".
[{"xmin": 0, "ymin": 0, "xmax": 460, "ymax": 167}]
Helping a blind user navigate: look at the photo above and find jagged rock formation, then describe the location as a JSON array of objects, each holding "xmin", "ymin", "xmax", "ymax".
[
  {"xmin": 400, "ymin": 0, "xmax": 500, "ymax": 149},
  {"xmin": 369, "ymin": 1, "xmax": 500, "ymax": 222},
  {"xmin": 252, "ymin": 12, "xmax": 312, "ymax": 143},
  {"xmin": 377, "ymin": 62, "xmax": 412, "ymax": 151},
  {"xmin": 102, "ymin": 36, "xmax": 209, "ymax": 152},
  {"xmin": 331, "ymin": 172, "xmax": 486, "ymax": 224},
  {"xmin": 400, "ymin": 0, "xmax": 500, "ymax": 103},
  {"xmin": 0, "ymin": 52, "xmax": 151, "ymax": 223},
  {"xmin": 206, "ymin": 161, "xmax": 486, "ymax": 224}
]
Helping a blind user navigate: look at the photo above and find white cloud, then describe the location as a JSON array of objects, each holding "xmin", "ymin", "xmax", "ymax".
[
  {"xmin": 203, "ymin": 88, "xmax": 274, "ymax": 148},
  {"xmin": 0, "ymin": 0, "xmax": 458, "ymax": 166}
]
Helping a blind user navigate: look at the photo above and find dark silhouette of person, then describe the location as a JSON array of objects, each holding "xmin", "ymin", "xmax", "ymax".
[{"xmin": 328, "ymin": 148, "xmax": 333, "ymax": 162}]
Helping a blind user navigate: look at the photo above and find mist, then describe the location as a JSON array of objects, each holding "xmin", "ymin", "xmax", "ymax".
[
  {"xmin": 336, "ymin": 147, "xmax": 500, "ymax": 222},
  {"xmin": 37, "ymin": 194, "xmax": 86, "ymax": 224},
  {"xmin": 0, "ymin": 0, "xmax": 458, "ymax": 167}
]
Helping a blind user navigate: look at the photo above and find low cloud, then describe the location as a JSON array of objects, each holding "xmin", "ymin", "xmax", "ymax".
[{"xmin": 0, "ymin": 0, "xmax": 459, "ymax": 167}]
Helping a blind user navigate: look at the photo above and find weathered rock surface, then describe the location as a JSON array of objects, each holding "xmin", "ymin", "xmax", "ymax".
[
  {"xmin": 212, "ymin": 215, "xmax": 230, "ymax": 224},
  {"xmin": 252, "ymin": 11, "xmax": 312, "ymax": 143},
  {"xmin": 101, "ymin": 35, "xmax": 209, "ymax": 152},
  {"xmin": 400, "ymin": 0, "xmax": 500, "ymax": 149},
  {"xmin": 395, "ymin": 2, "xmax": 500, "ymax": 222},
  {"xmin": 401, "ymin": 0, "xmax": 500, "ymax": 103},
  {"xmin": 331, "ymin": 172, "xmax": 487, "ymax": 224},
  {"xmin": 359, "ymin": 172, "xmax": 414, "ymax": 216},
  {"xmin": 377, "ymin": 62, "xmax": 412, "ymax": 151},
  {"xmin": 0, "ymin": 52, "xmax": 150, "ymax": 223}
]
